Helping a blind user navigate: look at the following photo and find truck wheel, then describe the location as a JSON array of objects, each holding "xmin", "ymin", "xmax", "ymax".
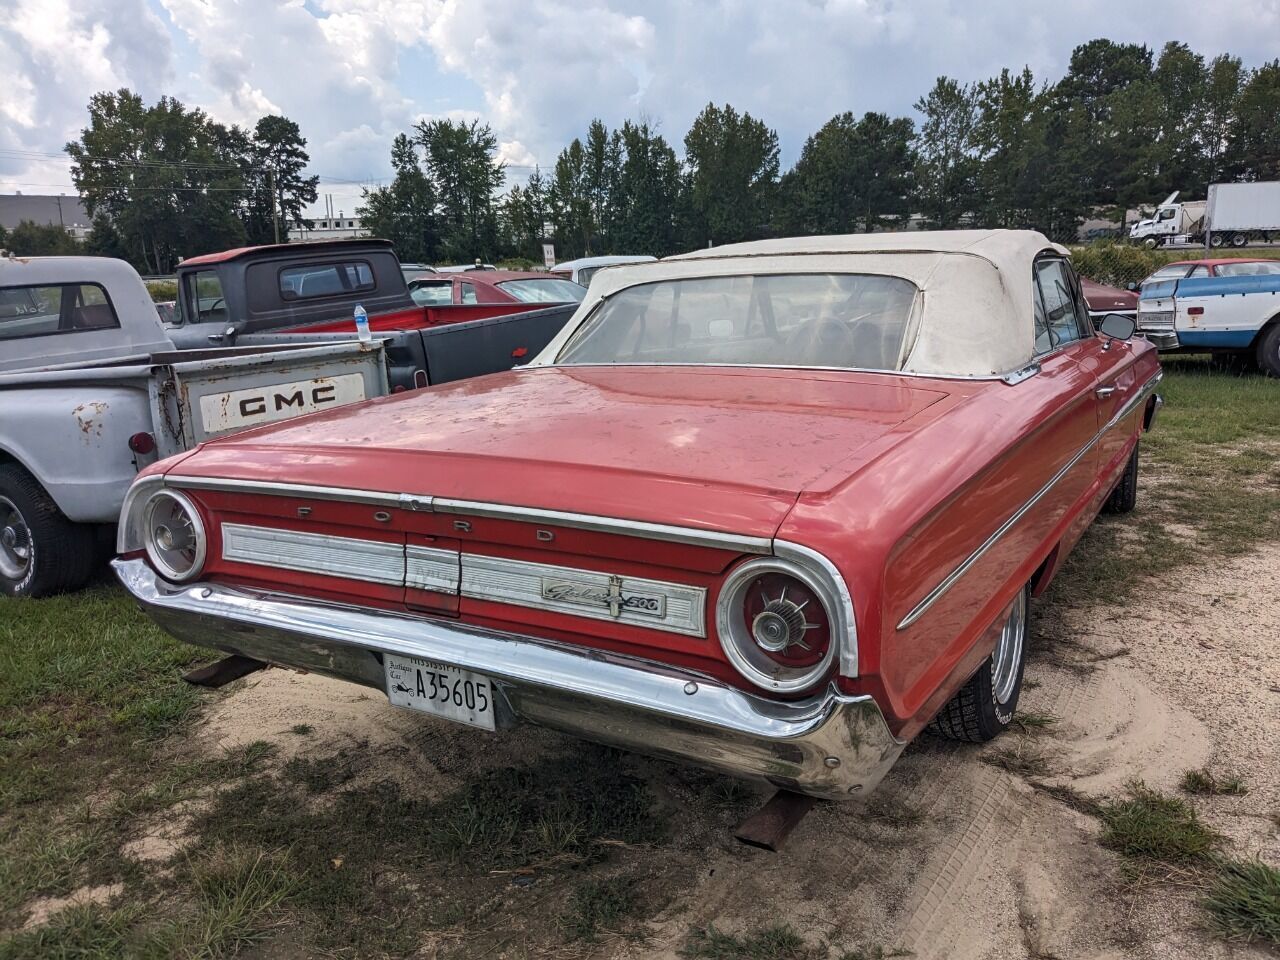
[
  {"xmin": 928, "ymin": 587, "xmax": 1029, "ymax": 743},
  {"xmin": 1258, "ymin": 323, "xmax": 1280, "ymax": 379},
  {"xmin": 1103, "ymin": 441, "xmax": 1140, "ymax": 514},
  {"xmin": 1209, "ymin": 233, "xmax": 1226, "ymax": 248},
  {"xmin": 1142, "ymin": 237, "xmax": 1158, "ymax": 249},
  {"xmin": 1231, "ymin": 232, "xmax": 1248, "ymax": 248},
  {"xmin": 0, "ymin": 464, "xmax": 96, "ymax": 598}
]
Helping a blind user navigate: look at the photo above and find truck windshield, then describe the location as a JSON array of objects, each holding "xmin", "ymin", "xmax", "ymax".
[
  {"xmin": 496, "ymin": 278, "xmax": 586, "ymax": 303},
  {"xmin": 557, "ymin": 273, "xmax": 919, "ymax": 371}
]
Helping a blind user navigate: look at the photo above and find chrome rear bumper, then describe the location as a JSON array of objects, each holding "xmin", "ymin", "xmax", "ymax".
[{"xmin": 113, "ymin": 558, "xmax": 903, "ymax": 800}]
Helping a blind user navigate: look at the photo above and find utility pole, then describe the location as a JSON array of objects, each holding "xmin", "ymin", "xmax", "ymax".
[{"xmin": 269, "ymin": 166, "xmax": 281, "ymax": 244}]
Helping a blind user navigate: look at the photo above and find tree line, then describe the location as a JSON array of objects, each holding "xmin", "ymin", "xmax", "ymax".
[
  {"xmin": 46, "ymin": 90, "xmax": 318, "ymax": 273},
  {"xmin": 6, "ymin": 38, "xmax": 1278, "ymax": 269},
  {"xmin": 365, "ymin": 39, "xmax": 1280, "ymax": 263}
]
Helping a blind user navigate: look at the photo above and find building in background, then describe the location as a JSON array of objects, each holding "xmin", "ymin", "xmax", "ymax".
[
  {"xmin": 290, "ymin": 214, "xmax": 369, "ymax": 242},
  {"xmin": 0, "ymin": 193, "xmax": 92, "ymax": 240}
]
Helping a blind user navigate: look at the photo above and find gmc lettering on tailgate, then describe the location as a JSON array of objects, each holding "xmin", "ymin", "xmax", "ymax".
[
  {"xmin": 198, "ymin": 373, "xmax": 366, "ymax": 436},
  {"xmin": 238, "ymin": 383, "xmax": 337, "ymax": 418}
]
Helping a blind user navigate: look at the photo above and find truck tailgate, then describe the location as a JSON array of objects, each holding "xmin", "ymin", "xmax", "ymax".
[{"xmin": 151, "ymin": 341, "xmax": 388, "ymax": 457}]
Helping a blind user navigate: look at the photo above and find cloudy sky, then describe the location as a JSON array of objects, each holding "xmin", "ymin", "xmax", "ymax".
[{"xmin": 2, "ymin": 0, "xmax": 1277, "ymax": 219}]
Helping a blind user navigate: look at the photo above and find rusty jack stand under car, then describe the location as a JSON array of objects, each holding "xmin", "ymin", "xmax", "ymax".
[{"xmin": 733, "ymin": 790, "xmax": 818, "ymax": 851}]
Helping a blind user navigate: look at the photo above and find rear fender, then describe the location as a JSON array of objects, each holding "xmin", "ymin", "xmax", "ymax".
[{"xmin": 0, "ymin": 385, "xmax": 149, "ymax": 523}]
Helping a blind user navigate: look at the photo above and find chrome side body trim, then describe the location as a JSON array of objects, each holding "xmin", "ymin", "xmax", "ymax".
[
  {"xmin": 113, "ymin": 557, "xmax": 902, "ymax": 800},
  {"xmin": 460, "ymin": 553, "xmax": 707, "ymax": 637},
  {"xmin": 897, "ymin": 371, "xmax": 1163, "ymax": 630},
  {"xmin": 221, "ymin": 523, "xmax": 405, "ymax": 586}
]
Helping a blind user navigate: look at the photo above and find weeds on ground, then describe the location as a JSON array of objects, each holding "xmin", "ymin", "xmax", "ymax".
[
  {"xmin": 288, "ymin": 723, "xmax": 314, "ymax": 736},
  {"xmin": 982, "ymin": 742, "xmax": 1052, "ymax": 778},
  {"xmin": 680, "ymin": 925, "xmax": 910, "ymax": 960},
  {"xmin": 559, "ymin": 876, "xmax": 643, "ymax": 942},
  {"xmin": 1202, "ymin": 858, "xmax": 1280, "ymax": 945},
  {"xmin": 1180, "ymin": 768, "xmax": 1248, "ymax": 796},
  {"xmin": 1013, "ymin": 711, "xmax": 1060, "ymax": 734},
  {"xmin": 1098, "ymin": 781, "xmax": 1224, "ymax": 865},
  {"xmin": 681, "ymin": 924, "xmax": 825, "ymax": 960}
]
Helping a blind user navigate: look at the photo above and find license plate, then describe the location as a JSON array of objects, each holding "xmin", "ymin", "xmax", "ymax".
[
  {"xmin": 198, "ymin": 372, "xmax": 367, "ymax": 434},
  {"xmin": 384, "ymin": 654, "xmax": 496, "ymax": 731}
]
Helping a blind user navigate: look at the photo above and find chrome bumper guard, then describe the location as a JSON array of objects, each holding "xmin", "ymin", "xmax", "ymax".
[
  {"xmin": 1138, "ymin": 330, "xmax": 1180, "ymax": 351},
  {"xmin": 113, "ymin": 558, "xmax": 904, "ymax": 800}
]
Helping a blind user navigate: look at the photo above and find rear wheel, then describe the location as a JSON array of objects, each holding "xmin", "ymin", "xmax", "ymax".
[
  {"xmin": 0, "ymin": 464, "xmax": 96, "ymax": 597},
  {"xmin": 1209, "ymin": 232, "xmax": 1226, "ymax": 248},
  {"xmin": 929, "ymin": 587, "xmax": 1029, "ymax": 743},
  {"xmin": 1231, "ymin": 232, "xmax": 1249, "ymax": 248},
  {"xmin": 1258, "ymin": 323, "xmax": 1280, "ymax": 379},
  {"xmin": 1103, "ymin": 441, "xmax": 1140, "ymax": 514}
]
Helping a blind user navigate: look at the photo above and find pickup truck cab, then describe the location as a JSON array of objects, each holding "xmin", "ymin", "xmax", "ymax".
[
  {"xmin": 166, "ymin": 240, "xmax": 579, "ymax": 391},
  {"xmin": 0, "ymin": 255, "xmax": 388, "ymax": 597},
  {"xmin": 1137, "ymin": 269, "xmax": 1280, "ymax": 375}
]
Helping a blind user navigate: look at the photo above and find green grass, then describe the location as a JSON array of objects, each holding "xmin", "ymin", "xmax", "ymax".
[
  {"xmin": 1097, "ymin": 782, "xmax": 1224, "ymax": 865},
  {"xmin": 681, "ymin": 924, "xmax": 826, "ymax": 960},
  {"xmin": 1203, "ymin": 858, "xmax": 1280, "ymax": 945},
  {"xmin": 559, "ymin": 876, "xmax": 642, "ymax": 942},
  {"xmin": 1044, "ymin": 360, "xmax": 1280, "ymax": 608},
  {"xmin": 1180, "ymin": 768, "xmax": 1248, "ymax": 797}
]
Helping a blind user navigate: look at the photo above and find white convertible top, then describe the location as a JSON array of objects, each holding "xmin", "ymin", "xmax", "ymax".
[{"xmin": 532, "ymin": 230, "xmax": 1069, "ymax": 377}]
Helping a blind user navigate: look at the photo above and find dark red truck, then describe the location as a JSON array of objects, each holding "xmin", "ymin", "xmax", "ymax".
[{"xmin": 167, "ymin": 240, "xmax": 577, "ymax": 389}]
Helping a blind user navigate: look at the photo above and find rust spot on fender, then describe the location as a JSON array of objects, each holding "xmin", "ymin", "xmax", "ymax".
[{"xmin": 72, "ymin": 400, "xmax": 110, "ymax": 440}]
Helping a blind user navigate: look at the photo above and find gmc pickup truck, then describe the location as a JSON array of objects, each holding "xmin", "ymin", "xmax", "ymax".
[
  {"xmin": 1137, "ymin": 271, "xmax": 1280, "ymax": 375},
  {"xmin": 0, "ymin": 255, "xmax": 388, "ymax": 597},
  {"xmin": 167, "ymin": 240, "xmax": 578, "ymax": 389}
]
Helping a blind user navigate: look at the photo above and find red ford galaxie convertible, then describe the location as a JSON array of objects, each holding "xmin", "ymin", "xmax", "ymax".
[{"xmin": 113, "ymin": 231, "xmax": 1162, "ymax": 799}]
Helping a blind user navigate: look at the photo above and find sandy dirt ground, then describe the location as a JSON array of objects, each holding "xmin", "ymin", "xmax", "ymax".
[{"xmin": 191, "ymin": 542, "xmax": 1280, "ymax": 959}]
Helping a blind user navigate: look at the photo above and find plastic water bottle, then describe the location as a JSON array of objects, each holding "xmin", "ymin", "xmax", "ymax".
[{"xmin": 353, "ymin": 304, "xmax": 371, "ymax": 343}]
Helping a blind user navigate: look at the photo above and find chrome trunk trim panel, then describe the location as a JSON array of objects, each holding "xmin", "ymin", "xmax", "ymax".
[
  {"xmin": 113, "ymin": 558, "xmax": 901, "ymax": 800},
  {"xmin": 221, "ymin": 523, "xmax": 405, "ymax": 585},
  {"xmin": 432, "ymin": 498, "xmax": 773, "ymax": 555},
  {"xmin": 406, "ymin": 544, "xmax": 460, "ymax": 593},
  {"xmin": 461, "ymin": 553, "xmax": 707, "ymax": 638},
  {"xmin": 164, "ymin": 477, "xmax": 769, "ymax": 555}
]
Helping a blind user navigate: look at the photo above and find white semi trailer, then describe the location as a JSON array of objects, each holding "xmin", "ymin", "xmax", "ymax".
[{"xmin": 1128, "ymin": 182, "xmax": 1280, "ymax": 249}]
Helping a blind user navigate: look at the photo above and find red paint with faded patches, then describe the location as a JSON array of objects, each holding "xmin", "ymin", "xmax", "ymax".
[{"xmin": 155, "ymin": 329, "xmax": 1159, "ymax": 737}]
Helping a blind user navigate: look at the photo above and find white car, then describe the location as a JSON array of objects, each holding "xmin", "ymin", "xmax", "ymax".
[{"xmin": 550, "ymin": 255, "xmax": 656, "ymax": 287}]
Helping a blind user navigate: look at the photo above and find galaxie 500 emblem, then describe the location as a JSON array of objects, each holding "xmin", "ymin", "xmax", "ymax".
[{"xmin": 540, "ymin": 575, "xmax": 667, "ymax": 619}]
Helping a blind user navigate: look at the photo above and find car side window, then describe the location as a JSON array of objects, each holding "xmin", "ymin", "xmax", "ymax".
[
  {"xmin": 0, "ymin": 283, "xmax": 121, "ymax": 341},
  {"xmin": 459, "ymin": 282, "xmax": 478, "ymax": 305},
  {"xmin": 1034, "ymin": 260, "xmax": 1088, "ymax": 353},
  {"xmin": 1189, "ymin": 265, "xmax": 1210, "ymax": 278}
]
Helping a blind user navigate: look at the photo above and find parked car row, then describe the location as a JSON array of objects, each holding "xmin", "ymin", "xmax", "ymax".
[
  {"xmin": 0, "ymin": 240, "xmax": 588, "ymax": 597},
  {"xmin": 104, "ymin": 229, "xmax": 1164, "ymax": 801}
]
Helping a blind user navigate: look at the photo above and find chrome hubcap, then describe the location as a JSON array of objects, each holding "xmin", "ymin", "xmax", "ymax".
[
  {"xmin": 0, "ymin": 497, "xmax": 32, "ymax": 581},
  {"xmin": 990, "ymin": 590, "xmax": 1026, "ymax": 705}
]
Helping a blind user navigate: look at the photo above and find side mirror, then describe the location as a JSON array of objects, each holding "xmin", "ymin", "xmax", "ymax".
[
  {"xmin": 1125, "ymin": 282, "xmax": 1137, "ymax": 291},
  {"xmin": 1098, "ymin": 313, "xmax": 1136, "ymax": 343}
]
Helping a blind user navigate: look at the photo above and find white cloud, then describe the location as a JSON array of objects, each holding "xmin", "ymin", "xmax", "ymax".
[{"xmin": 3, "ymin": 0, "xmax": 1280, "ymax": 209}]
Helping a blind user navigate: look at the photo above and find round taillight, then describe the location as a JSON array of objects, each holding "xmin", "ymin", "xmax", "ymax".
[
  {"xmin": 142, "ymin": 490, "xmax": 207, "ymax": 582},
  {"xmin": 128, "ymin": 432, "xmax": 156, "ymax": 455},
  {"xmin": 716, "ymin": 559, "xmax": 837, "ymax": 693},
  {"xmin": 742, "ymin": 572, "xmax": 830, "ymax": 668}
]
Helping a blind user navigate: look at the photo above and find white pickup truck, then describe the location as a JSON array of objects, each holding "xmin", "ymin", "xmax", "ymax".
[
  {"xmin": 0, "ymin": 255, "xmax": 388, "ymax": 597},
  {"xmin": 1137, "ymin": 269, "xmax": 1280, "ymax": 375}
]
